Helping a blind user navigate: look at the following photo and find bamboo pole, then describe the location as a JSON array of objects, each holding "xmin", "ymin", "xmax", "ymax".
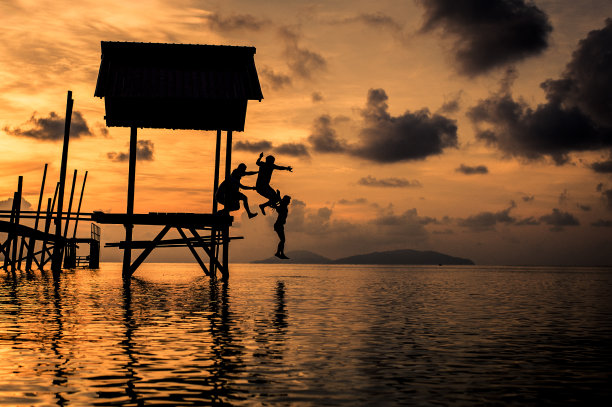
[
  {"xmin": 25, "ymin": 164, "xmax": 48, "ymax": 271},
  {"xmin": 63, "ymin": 169, "xmax": 78, "ymax": 238},
  {"xmin": 11, "ymin": 177, "xmax": 23, "ymax": 272},
  {"xmin": 51, "ymin": 91, "xmax": 73, "ymax": 273},
  {"xmin": 209, "ymin": 129, "xmax": 222, "ymax": 278},
  {"xmin": 72, "ymin": 171, "xmax": 88, "ymax": 239}
]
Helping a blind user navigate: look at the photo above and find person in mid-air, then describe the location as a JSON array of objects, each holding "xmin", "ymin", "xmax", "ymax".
[
  {"xmin": 215, "ymin": 163, "xmax": 258, "ymax": 218},
  {"xmin": 255, "ymin": 152, "xmax": 292, "ymax": 215},
  {"xmin": 272, "ymin": 195, "xmax": 291, "ymax": 259}
]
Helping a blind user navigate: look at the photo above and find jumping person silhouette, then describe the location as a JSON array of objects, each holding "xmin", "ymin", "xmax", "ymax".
[
  {"xmin": 272, "ymin": 195, "xmax": 291, "ymax": 259},
  {"xmin": 215, "ymin": 163, "xmax": 258, "ymax": 218},
  {"xmin": 255, "ymin": 152, "xmax": 292, "ymax": 215}
]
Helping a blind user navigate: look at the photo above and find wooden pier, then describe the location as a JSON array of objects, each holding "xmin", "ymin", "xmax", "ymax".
[{"xmin": 93, "ymin": 41, "xmax": 263, "ymax": 280}]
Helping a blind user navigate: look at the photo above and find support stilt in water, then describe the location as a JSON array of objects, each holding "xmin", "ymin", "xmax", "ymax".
[{"xmin": 122, "ymin": 126, "xmax": 138, "ymax": 279}]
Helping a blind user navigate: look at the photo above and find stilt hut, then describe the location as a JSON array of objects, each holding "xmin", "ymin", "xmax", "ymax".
[{"xmin": 93, "ymin": 41, "xmax": 263, "ymax": 280}]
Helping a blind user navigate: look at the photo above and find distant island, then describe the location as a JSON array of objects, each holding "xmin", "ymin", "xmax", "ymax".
[{"xmin": 252, "ymin": 249, "xmax": 474, "ymax": 265}]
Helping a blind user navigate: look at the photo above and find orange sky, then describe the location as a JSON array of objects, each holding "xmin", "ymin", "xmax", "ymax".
[{"xmin": 1, "ymin": 0, "xmax": 611, "ymax": 265}]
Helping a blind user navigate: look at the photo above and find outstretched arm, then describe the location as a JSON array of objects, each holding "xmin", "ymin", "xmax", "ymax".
[
  {"xmin": 239, "ymin": 182, "xmax": 257, "ymax": 190},
  {"xmin": 244, "ymin": 170, "xmax": 258, "ymax": 176},
  {"xmin": 274, "ymin": 164, "xmax": 293, "ymax": 172}
]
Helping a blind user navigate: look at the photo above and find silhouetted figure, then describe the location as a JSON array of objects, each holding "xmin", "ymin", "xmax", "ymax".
[
  {"xmin": 272, "ymin": 195, "xmax": 291, "ymax": 259},
  {"xmin": 216, "ymin": 163, "xmax": 258, "ymax": 218},
  {"xmin": 256, "ymin": 153, "xmax": 292, "ymax": 215}
]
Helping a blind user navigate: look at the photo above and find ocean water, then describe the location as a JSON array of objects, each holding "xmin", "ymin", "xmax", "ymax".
[{"xmin": 1, "ymin": 263, "xmax": 611, "ymax": 406}]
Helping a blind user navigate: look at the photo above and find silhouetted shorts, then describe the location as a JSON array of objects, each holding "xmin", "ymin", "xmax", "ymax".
[{"xmin": 257, "ymin": 185, "xmax": 278, "ymax": 201}]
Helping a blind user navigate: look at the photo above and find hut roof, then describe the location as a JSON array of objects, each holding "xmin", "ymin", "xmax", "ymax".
[{"xmin": 94, "ymin": 41, "xmax": 263, "ymax": 131}]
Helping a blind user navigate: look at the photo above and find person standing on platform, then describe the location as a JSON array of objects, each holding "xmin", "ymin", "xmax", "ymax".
[{"xmin": 216, "ymin": 163, "xmax": 258, "ymax": 218}]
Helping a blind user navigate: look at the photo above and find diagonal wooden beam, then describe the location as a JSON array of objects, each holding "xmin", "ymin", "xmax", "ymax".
[
  {"xmin": 188, "ymin": 228, "xmax": 225, "ymax": 275},
  {"xmin": 128, "ymin": 225, "xmax": 171, "ymax": 276},
  {"xmin": 176, "ymin": 227, "xmax": 210, "ymax": 276}
]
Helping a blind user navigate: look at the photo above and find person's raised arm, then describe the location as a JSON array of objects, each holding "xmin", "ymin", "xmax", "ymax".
[{"xmin": 256, "ymin": 152, "xmax": 264, "ymax": 166}]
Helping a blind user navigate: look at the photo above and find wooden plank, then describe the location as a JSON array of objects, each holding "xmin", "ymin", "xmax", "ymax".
[
  {"xmin": 91, "ymin": 211, "xmax": 232, "ymax": 227},
  {"xmin": 128, "ymin": 225, "xmax": 171, "ymax": 275},
  {"xmin": 176, "ymin": 227, "xmax": 210, "ymax": 276}
]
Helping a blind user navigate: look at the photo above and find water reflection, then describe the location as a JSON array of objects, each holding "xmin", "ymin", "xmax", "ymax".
[{"xmin": 2, "ymin": 265, "xmax": 611, "ymax": 405}]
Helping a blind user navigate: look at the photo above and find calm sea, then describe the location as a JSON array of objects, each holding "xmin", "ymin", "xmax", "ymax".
[{"xmin": 1, "ymin": 263, "xmax": 611, "ymax": 406}]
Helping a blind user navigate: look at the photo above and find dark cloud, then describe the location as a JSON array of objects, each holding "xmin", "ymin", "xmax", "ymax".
[
  {"xmin": 439, "ymin": 98, "xmax": 461, "ymax": 114},
  {"xmin": 515, "ymin": 216, "xmax": 540, "ymax": 226},
  {"xmin": 541, "ymin": 19, "xmax": 612, "ymax": 128},
  {"xmin": 234, "ymin": 140, "xmax": 274, "ymax": 152},
  {"xmin": 468, "ymin": 73, "xmax": 612, "ymax": 165},
  {"xmin": 522, "ymin": 195, "xmax": 535, "ymax": 202},
  {"xmin": 354, "ymin": 89, "xmax": 458, "ymax": 162},
  {"xmin": 107, "ymin": 139, "xmax": 154, "ymax": 162},
  {"xmin": 308, "ymin": 89, "xmax": 458, "ymax": 162},
  {"xmin": 468, "ymin": 20, "xmax": 612, "ymax": 164},
  {"xmin": 274, "ymin": 142, "xmax": 310, "ymax": 157},
  {"xmin": 591, "ymin": 219, "xmax": 612, "ymax": 227},
  {"xmin": 596, "ymin": 183, "xmax": 604, "ymax": 192},
  {"xmin": 4, "ymin": 110, "xmax": 93, "ymax": 141},
  {"xmin": 591, "ymin": 158, "xmax": 612, "ymax": 173},
  {"xmin": 358, "ymin": 176, "xmax": 422, "ymax": 188},
  {"xmin": 338, "ymin": 198, "xmax": 368, "ymax": 205},
  {"xmin": 419, "ymin": 0, "xmax": 552, "ymax": 76},
  {"xmin": 539, "ymin": 208, "xmax": 580, "ymax": 231},
  {"xmin": 279, "ymin": 26, "xmax": 326, "ymax": 79},
  {"xmin": 205, "ymin": 12, "xmax": 267, "ymax": 31},
  {"xmin": 576, "ymin": 204, "xmax": 591, "ymax": 212},
  {"xmin": 601, "ymin": 188, "xmax": 612, "ymax": 210},
  {"xmin": 260, "ymin": 66, "xmax": 292, "ymax": 90},
  {"xmin": 312, "ymin": 92, "xmax": 324, "ymax": 103},
  {"xmin": 457, "ymin": 202, "xmax": 516, "ymax": 231},
  {"xmin": 0, "ymin": 197, "xmax": 32, "ymax": 211},
  {"xmin": 455, "ymin": 164, "xmax": 488, "ymax": 175},
  {"xmin": 308, "ymin": 115, "xmax": 348, "ymax": 153}
]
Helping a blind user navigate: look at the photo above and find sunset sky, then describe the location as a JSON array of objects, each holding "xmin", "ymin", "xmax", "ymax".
[{"xmin": 1, "ymin": 0, "xmax": 611, "ymax": 265}]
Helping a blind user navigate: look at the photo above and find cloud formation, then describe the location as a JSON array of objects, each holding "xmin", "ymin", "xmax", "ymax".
[
  {"xmin": 308, "ymin": 89, "xmax": 458, "ymax": 163},
  {"xmin": 234, "ymin": 140, "xmax": 274, "ymax": 152},
  {"xmin": 455, "ymin": 164, "xmax": 488, "ymax": 175},
  {"xmin": 419, "ymin": 0, "xmax": 552, "ymax": 76},
  {"xmin": 358, "ymin": 176, "xmax": 422, "ymax": 188},
  {"xmin": 205, "ymin": 12, "xmax": 267, "ymax": 32},
  {"xmin": 274, "ymin": 142, "xmax": 310, "ymax": 157},
  {"xmin": 0, "ymin": 197, "xmax": 32, "ymax": 211},
  {"xmin": 259, "ymin": 66, "xmax": 292, "ymax": 90},
  {"xmin": 539, "ymin": 208, "xmax": 580, "ymax": 231},
  {"xmin": 279, "ymin": 26, "xmax": 326, "ymax": 79},
  {"xmin": 467, "ymin": 53, "xmax": 612, "ymax": 165},
  {"xmin": 4, "ymin": 110, "xmax": 93, "ymax": 141},
  {"xmin": 107, "ymin": 140, "xmax": 154, "ymax": 162},
  {"xmin": 591, "ymin": 158, "xmax": 612, "ymax": 173},
  {"xmin": 457, "ymin": 202, "xmax": 516, "ymax": 231}
]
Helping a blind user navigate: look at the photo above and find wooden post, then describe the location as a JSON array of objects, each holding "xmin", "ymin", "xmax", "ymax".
[
  {"xmin": 51, "ymin": 91, "xmax": 73, "ymax": 273},
  {"xmin": 72, "ymin": 171, "xmax": 88, "ymax": 239},
  {"xmin": 122, "ymin": 126, "xmax": 138, "ymax": 278},
  {"xmin": 209, "ymin": 129, "xmax": 222, "ymax": 278},
  {"xmin": 25, "ymin": 164, "xmax": 48, "ymax": 271},
  {"xmin": 10, "ymin": 177, "xmax": 23, "ymax": 271},
  {"xmin": 221, "ymin": 130, "xmax": 232, "ymax": 280},
  {"xmin": 63, "ymin": 169, "xmax": 78, "ymax": 238}
]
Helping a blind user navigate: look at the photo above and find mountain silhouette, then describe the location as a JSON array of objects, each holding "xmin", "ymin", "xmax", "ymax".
[{"xmin": 252, "ymin": 249, "xmax": 474, "ymax": 265}]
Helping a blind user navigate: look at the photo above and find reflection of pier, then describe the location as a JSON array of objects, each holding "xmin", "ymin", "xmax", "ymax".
[{"xmin": 93, "ymin": 41, "xmax": 263, "ymax": 280}]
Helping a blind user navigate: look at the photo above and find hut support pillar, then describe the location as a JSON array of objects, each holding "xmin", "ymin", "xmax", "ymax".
[
  {"xmin": 122, "ymin": 126, "xmax": 138, "ymax": 278},
  {"xmin": 221, "ymin": 130, "xmax": 232, "ymax": 281},
  {"xmin": 209, "ymin": 129, "xmax": 222, "ymax": 279}
]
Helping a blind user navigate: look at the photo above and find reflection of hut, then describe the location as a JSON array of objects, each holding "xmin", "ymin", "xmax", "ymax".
[{"xmin": 93, "ymin": 41, "xmax": 263, "ymax": 280}]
